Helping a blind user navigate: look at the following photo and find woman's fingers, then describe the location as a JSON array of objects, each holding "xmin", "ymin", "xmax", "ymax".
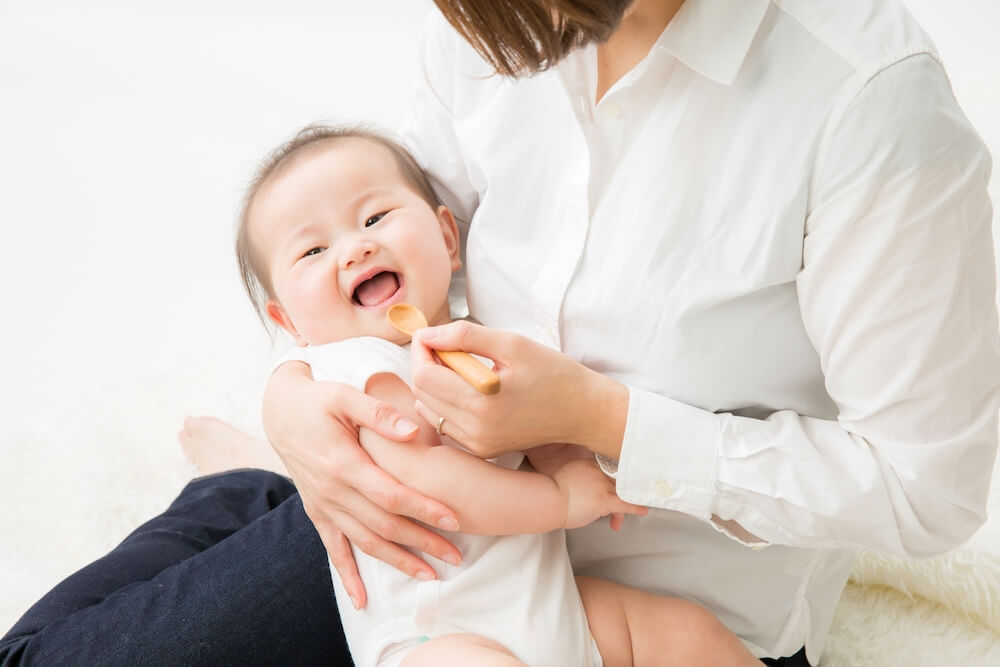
[
  {"xmin": 334, "ymin": 510, "xmax": 442, "ymax": 583},
  {"xmin": 348, "ymin": 456, "xmax": 461, "ymax": 535},
  {"xmin": 323, "ymin": 526, "xmax": 367, "ymax": 610},
  {"xmin": 412, "ymin": 399, "xmax": 470, "ymax": 445},
  {"xmin": 410, "ymin": 321, "xmax": 613, "ymax": 459},
  {"xmin": 337, "ymin": 463, "xmax": 462, "ymax": 564},
  {"xmin": 308, "ymin": 459, "xmax": 462, "ymax": 584},
  {"xmin": 326, "ymin": 381, "xmax": 420, "ymax": 441},
  {"xmin": 264, "ymin": 370, "xmax": 463, "ymax": 586},
  {"xmin": 346, "ymin": 497, "xmax": 462, "ymax": 567},
  {"xmin": 324, "ymin": 383, "xmax": 462, "ymax": 532},
  {"xmin": 409, "ymin": 343, "xmax": 483, "ymax": 410},
  {"xmin": 413, "ymin": 319, "xmax": 501, "ymax": 357},
  {"xmin": 410, "ymin": 322, "xmax": 505, "ymax": 406}
]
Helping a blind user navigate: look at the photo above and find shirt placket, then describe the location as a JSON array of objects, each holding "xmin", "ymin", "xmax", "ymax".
[
  {"xmin": 530, "ymin": 181, "xmax": 590, "ymax": 349},
  {"xmin": 531, "ymin": 59, "xmax": 594, "ymax": 350}
]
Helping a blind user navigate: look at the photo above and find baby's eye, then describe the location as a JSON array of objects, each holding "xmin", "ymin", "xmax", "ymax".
[
  {"xmin": 301, "ymin": 247, "xmax": 325, "ymax": 258},
  {"xmin": 365, "ymin": 212, "xmax": 388, "ymax": 227}
]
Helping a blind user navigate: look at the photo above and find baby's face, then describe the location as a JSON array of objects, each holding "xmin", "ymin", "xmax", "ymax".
[{"xmin": 252, "ymin": 137, "xmax": 461, "ymax": 346}]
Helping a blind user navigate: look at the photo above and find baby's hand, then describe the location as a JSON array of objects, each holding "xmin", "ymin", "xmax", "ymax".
[{"xmin": 529, "ymin": 446, "xmax": 648, "ymax": 530}]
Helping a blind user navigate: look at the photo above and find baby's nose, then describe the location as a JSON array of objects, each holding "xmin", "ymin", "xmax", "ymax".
[{"xmin": 340, "ymin": 240, "xmax": 376, "ymax": 269}]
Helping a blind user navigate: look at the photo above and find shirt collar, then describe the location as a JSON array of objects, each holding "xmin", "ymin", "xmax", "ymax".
[{"xmin": 657, "ymin": 0, "xmax": 770, "ymax": 85}]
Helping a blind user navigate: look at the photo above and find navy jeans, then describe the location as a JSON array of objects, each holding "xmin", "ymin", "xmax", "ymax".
[
  {"xmin": 0, "ymin": 470, "xmax": 351, "ymax": 666},
  {"xmin": 1, "ymin": 469, "xmax": 811, "ymax": 666}
]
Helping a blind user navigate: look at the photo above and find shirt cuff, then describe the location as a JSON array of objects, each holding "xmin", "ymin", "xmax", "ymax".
[
  {"xmin": 595, "ymin": 453, "xmax": 619, "ymax": 478},
  {"xmin": 615, "ymin": 386, "xmax": 722, "ymax": 520}
]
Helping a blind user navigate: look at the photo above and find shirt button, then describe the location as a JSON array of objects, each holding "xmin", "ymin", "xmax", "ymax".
[
  {"xmin": 654, "ymin": 480, "xmax": 673, "ymax": 497},
  {"xmin": 602, "ymin": 101, "xmax": 623, "ymax": 118}
]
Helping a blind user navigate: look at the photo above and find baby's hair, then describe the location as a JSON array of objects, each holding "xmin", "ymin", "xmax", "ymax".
[{"xmin": 235, "ymin": 124, "xmax": 442, "ymax": 328}]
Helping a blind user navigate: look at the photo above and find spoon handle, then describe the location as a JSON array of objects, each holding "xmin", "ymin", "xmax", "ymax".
[{"xmin": 435, "ymin": 350, "xmax": 501, "ymax": 395}]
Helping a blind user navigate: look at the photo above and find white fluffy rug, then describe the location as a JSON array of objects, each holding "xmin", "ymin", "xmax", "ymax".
[
  {"xmin": 1, "ymin": 355, "xmax": 999, "ymax": 666},
  {"xmin": 1, "ymin": 1, "xmax": 999, "ymax": 664}
]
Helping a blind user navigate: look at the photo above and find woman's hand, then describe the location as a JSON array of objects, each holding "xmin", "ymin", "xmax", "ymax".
[
  {"xmin": 262, "ymin": 361, "xmax": 462, "ymax": 609},
  {"xmin": 409, "ymin": 322, "xmax": 630, "ymax": 460}
]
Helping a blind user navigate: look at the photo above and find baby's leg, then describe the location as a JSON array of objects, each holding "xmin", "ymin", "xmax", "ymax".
[
  {"xmin": 178, "ymin": 416, "xmax": 288, "ymax": 476},
  {"xmin": 400, "ymin": 633, "xmax": 526, "ymax": 667},
  {"xmin": 576, "ymin": 576, "xmax": 761, "ymax": 667}
]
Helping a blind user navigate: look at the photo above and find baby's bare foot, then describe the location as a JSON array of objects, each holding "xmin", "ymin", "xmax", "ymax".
[{"xmin": 178, "ymin": 416, "xmax": 287, "ymax": 476}]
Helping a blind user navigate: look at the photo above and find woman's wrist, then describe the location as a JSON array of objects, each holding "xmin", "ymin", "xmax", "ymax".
[{"xmin": 574, "ymin": 367, "xmax": 629, "ymax": 459}]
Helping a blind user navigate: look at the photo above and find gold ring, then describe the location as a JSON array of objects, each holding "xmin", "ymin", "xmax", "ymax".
[{"xmin": 435, "ymin": 416, "xmax": 446, "ymax": 436}]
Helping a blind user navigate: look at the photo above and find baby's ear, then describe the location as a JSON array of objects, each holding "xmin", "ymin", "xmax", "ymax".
[
  {"xmin": 266, "ymin": 302, "xmax": 308, "ymax": 347},
  {"xmin": 436, "ymin": 206, "xmax": 462, "ymax": 271}
]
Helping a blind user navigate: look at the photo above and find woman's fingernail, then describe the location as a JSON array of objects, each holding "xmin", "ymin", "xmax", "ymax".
[
  {"xmin": 393, "ymin": 417, "xmax": 419, "ymax": 436},
  {"xmin": 442, "ymin": 553, "xmax": 461, "ymax": 566},
  {"xmin": 349, "ymin": 595, "xmax": 360, "ymax": 610},
  {"xmin": 437, "ymin": 516, "xmax": 459, "ymax": 532},
  {"xmin": 417, "ymin": 328, "xmax": 438, "ymax": 342},
  {"xmin": 416, "ymin": 571, "xmax": 435, "ymax": 581}
]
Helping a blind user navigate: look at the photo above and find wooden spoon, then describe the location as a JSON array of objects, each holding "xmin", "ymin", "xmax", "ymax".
[{"xmin": 387, "ymin": 303, "xmax": 501, "ymax": 395}]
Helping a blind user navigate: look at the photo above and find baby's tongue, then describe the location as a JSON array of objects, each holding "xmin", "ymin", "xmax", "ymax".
[{"xmin": 355, "ymin": 272, "xmax": 399, "ymax": 307}]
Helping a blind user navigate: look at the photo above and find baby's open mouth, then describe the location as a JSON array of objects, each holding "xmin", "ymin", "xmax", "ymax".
[{"xmin": 352, "ymin": 271, "xmax": 401, "ymax": 307}]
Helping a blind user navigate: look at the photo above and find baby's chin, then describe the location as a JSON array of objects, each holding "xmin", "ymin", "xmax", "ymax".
[{"xmin": 301, "ymin": 328, "xmax": 411, "ymax": 347}]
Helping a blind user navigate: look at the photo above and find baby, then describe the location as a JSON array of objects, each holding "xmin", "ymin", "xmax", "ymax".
[{"xmin": 233, "ymin": 124, "xmax": 760, "ymax": 667}]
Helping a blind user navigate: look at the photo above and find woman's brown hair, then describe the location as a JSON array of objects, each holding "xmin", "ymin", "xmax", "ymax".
[
  {"xmin": 235, "ymin": 124, "xmax": 441, "ymax": 327},
  {"xmin": 433, "ymin": 0, "xmax": 633, "ymax": 76}
]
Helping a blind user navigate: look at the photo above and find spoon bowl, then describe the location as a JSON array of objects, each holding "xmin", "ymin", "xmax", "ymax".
[
  {"xmin": 386, "ymin": 302, "xmax": 430, "ymax": 335},
  {"xmin": 387, "ymin": 303, "xmax": 501, "ymax": 395}
]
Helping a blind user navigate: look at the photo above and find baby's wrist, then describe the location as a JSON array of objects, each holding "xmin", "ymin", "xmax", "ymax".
[{"xmin": 552, "ymin": 478, "xmax": 574, "ymax": 528}]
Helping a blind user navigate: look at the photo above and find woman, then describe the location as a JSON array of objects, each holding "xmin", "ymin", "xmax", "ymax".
[
  {"xmin": 262, "ymin": 0, "xmax": 1000, "ymax": 664},
  {"xmin": 3, "ymin": 1, "xmax": 996, "ymax": 665}
]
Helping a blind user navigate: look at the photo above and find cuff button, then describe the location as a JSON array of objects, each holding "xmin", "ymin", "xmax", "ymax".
[{"xmin": 654, "ymin": 480, "xmax": 673, "ymax": 498}]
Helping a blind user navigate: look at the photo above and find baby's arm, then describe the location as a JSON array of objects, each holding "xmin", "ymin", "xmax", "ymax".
[
  {"xmin": 525, "ymin": 444, "xmax": 647, "ymax": 530},
  {"xmin": 361, "ymin": 373, "xmax": 644, "ymax": 536}
]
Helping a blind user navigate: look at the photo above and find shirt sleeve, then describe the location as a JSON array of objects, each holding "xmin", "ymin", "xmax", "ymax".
[
  {"xmin": 398, "ymin": 11, "xmax": 479, "ymax": 222},
  {"xmin": 613, "ymin": 53, "xmax": 1000, "ymax": 559},
  {"xmin": 398, "ymin": 10, "xmax": 481, "ymax": 318}
]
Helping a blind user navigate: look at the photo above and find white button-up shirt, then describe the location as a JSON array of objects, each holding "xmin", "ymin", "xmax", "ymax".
[{"xmin": 400, "ymin": 0, "xmax": 1000, "ymax": 660}]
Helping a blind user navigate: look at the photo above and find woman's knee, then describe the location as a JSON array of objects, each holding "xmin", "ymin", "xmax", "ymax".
[{"xmin": 174, "ymin": 468, "xmax": 295, "ymax": 516}]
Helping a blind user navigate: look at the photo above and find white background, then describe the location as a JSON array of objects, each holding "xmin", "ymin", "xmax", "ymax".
[
  {"xmin": 0, "ymin": 0, "xmax": 997, "ymax": 439},
  {"xmin": 0, "ymin": 0, "xmax": 437, "ymax": 439},
  {"xmin": 0, "ymin": 0, "xmax": 998, "ymax": 630}
]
